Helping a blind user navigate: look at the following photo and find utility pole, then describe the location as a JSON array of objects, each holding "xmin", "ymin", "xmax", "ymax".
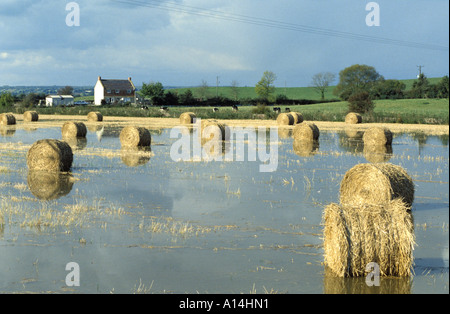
[
  {"xmin": 417, "ymin": 65, "xmax": 424, "ymax": 77},
  {"xmin": 216, "ymin": 76, "xmax": 220, "ymax": 98}
]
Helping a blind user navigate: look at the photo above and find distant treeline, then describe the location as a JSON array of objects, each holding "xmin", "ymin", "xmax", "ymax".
[{"xmin": 144, "ymin": 90, "xmax": 340, "ymax": 108}]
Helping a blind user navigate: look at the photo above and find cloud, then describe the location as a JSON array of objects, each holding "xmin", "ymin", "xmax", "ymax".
[{"xmin": 0, "ymin": 0, "xmax": 448, "ymax": 86}]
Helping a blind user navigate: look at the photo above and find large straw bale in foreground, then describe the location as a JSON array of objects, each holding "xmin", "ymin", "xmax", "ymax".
[
  {"xmin": 23, "ymin": 111, "xmax": 39, "ymax": 122},
  {"xmin": 276, "ymin": 113, "xmax": 294, "ymax": 125},
  {"xmin": 27, "ymin": 139, "xmax": 73, "ymax": 172},
  {"xmin": 345, "ymin": 112, "xmax": 362, "ymax": 124},
  {"xmin": 120, "ymin": 126, "xmax": 151, "ymax": 147},
  {"xmin": 323, "ymin": 199, "xmax": 415, "ymax": 277},
  {"xmin": 293, "ymin": 122, "xmax": 320, "ymax": 141},
  {"xmin": 340, "ymin": 163, "xmax": 414, "ymax": 207},
  {"xmin": 363, "ymin": 127, "xmax": 392, "ymax": 146},
  {"xmin": 87, "ymin": 111, "xmax": 103, "ymax": 122},
  {"xmin": 180, "ymin": 112, "xmax": 196, "ymax": 124},
  {"xmin": 62, "ymin": 122, "xmax": 87, "ymax": 138},
  {"xmin": 0, "ymin": 113, "xmax": 16, "ymax": 125}
]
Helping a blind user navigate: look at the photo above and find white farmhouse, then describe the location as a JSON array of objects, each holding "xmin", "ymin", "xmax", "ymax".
[
  {"xmin": 45, "ymin": 95, "xmax": 74, "ymax": 107},
  {"xmin": 94, "ymin": 76, "xmax": 136, "ymax": 105}
]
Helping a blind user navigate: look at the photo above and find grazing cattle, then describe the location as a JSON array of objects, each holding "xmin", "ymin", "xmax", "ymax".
[
  {"xmin": 213, "ymin": 107, "xmax": 219, "ymax": 112},
  {"xmin": 141, "ymin": 105, "xmax": 149, "ymax": 110},
  {"xmin": 232, "ymin": 105, "xmax": 238, "ymax": 111},
  {"xmin": 285, "ymin": 108, "xmax": 291, "ymax": 112},
  {"xmin": 273, "ymin": 107, "xmax": 281, "ymax": 113},
  {"xmin": 160, "ymin": 106, "xmax": 169, "ymax": 112}
]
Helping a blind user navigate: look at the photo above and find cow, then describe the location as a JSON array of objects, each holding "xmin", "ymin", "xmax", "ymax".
[
  {"xmin": 273, "ymin": 107, "xmax": 281, "ymax": 113},
  {"xmin": 141, "ymin": 105, "xmax": 149, "ymax": 110},
  {"xmin": 232, "ymin": 105, "xmax": 238, "ymax": 111},
  {"xmin": 212, "ymin": 107, "xmax": 219, "ymax": 112},
  {"xmin": 285, "ymin": 108, "xmax": 291, "ymax": 112},
  {"xmin": 160, "ymin": 106, "xmax": 169, "ymax": 112}
]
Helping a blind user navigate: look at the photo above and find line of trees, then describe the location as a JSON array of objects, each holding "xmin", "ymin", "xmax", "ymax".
[{"xmin": 330, "ymin": 64, "xmax": 449, "ymax": 113}]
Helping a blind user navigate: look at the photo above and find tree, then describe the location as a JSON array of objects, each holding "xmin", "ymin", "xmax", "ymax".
[
  {"xmin": 0, "ymin": 92, "xmax": 14, "ymax": 108},
  {"xmin": 311, "ymin": 72, "xmax": 336, "ymax": 100},
  {"xmin": 141, "ymin": 81, "xmax": 165, "ymax": 106},
  {"xmin": 348, "ymin": 91, "xmax": 374, "ymax": 113},
  {"xmin": 179, "ymin": 89, "xmax": 196, "ymax": 106},
  {"xmin": 371, "ymin": 79, "xmax": 406, "ymax": 99},
  {"xmin": 58, "ymin": 86, "xmax": 74, "ymax": 95},
  {"xmin": 230, "ymin": 80, "xmax": 240, "ymax": 101},
  {"xmin": 164, "ymin": 91, "xmax": 179, "ymax": 106},
  {"xmin": 21, "ymin": 93, "xmax": 41, "ymax": 107},
  {"xmin": 198, "ymin": 80, "xmax": 209, "ymax": 101},
  {"xmin": 334, "ymin": 64, "xmax": 383, "ymax": 100},
  {"xmin": 436, "ymin": 76, "xmax": 449, "ymax": 99},
  {"xmin": 255, "ymin": 71, "xmax": 277, "ymax": 102},
  {"xmin": 409, "ymin": 73, "xmax": 429, "ymax": 99}
]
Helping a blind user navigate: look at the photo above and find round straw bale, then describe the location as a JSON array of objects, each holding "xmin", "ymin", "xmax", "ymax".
[
  {"xmin": 23, "ymin": 111, "xmax": 39, "ymax": 122},
  {"xmin": 290, "ymin": 112, "xmax": 304, "ymax": 124},
  {"xmin": 180, "ymin": 112, "xmax": 196, "ymax": 124},
  {"xmin": 340, "ymin": 163, "xmax": 414, "ymax": 207},
  {"xmin": 363, "ymin": 144, "xmax": 392, "ymax": 163},
  {"xmin": 345, "ymin": 112, "xmax": 362, "ymax": 124},
  {"xmin": 293, "ymin": 139, "xmax": 319, "ymax": 157},
  {"xmin": 363, "ymin": 126, "xmax": 393, "ymax": 146},
  {"xmin": 27, "ymin": 171, "xmax": 74, "ymax": 200},
  {"xmin": 323, "ymin": 199, "xmax": 415, "ymax": 277},
  {"xmin": 87, "ymin": 111, "xmax": 103, "ymax": 122},
  {"xmin": 0, "ymin": 113, "xmax": 16, "ymax": 125},
  {"xmin": 200, "ymin": 119, "xmax": 229, "ymax": 141},
  {"xmin": 120, "ymin": 126, "xmax": 151, "ymax": 147},
  {"xmin": 26, "ymin": 139, "xmax": 73, "ymax": 172},
  {"xmin": 276, "ymin": 113, "xmax": 294, "ymax": 125},
  {"xmin": 61, "ymin": 121, "xmax": 87, "ymax": 138},
  {"xmin": 201, "ymin": 139, "xmax": 228, "ymax": 159},
  {"xmin": 293, "ymin": 122, "xmax": 320, "ymax": 141}
]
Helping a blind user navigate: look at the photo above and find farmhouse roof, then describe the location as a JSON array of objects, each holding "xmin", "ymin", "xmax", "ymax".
[
  {"xmin": 97, "ymin": 76, "xmax": 135, "ymax": 91},
  {"xmin": 46, "ymin": 95, "xmax": 74, "ymax": 99}
]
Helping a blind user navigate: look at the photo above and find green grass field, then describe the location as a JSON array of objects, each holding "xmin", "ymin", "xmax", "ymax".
[{"xmin": 31, "ymin": 98, "xmax": 448, "ymax": 125}]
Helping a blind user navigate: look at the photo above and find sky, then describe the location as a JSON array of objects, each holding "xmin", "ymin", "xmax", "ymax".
[{"xmin": 0, "ymin": 0, "xmax": 448, "ymax": 87}]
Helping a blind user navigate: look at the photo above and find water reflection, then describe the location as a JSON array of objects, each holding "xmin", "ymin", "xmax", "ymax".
[
  {"xmin": 363, "ymin": 144, "xmax": 393, "ymax": 163},
  {"xmin": 323, "ymin": 269, "xmax": 412, "ymax": 294},
  {"xmin": 0, "ymin": 126, "xmax": 16, "ymax": 137},
  {"xmin": 278, "ymin": 127, "xmax": 292, "ymax": 139},
  {"xmin": 62, "ymin": 136, "xmax": 87, "ymax": 151},
  {"xmin": 27, "ymin": 171, "xmax": 74, "ymax": 200},
  {"xmin": 293, "ymin": 139, "xmax": 319, "ymax": 157},
  {"xmin": 120, "ymin": 147, "xmax": 152, "ymax": 167}
]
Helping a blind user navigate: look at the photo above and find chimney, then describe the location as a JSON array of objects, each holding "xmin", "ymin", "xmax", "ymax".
[
  {"xmin": 98, "ymin": 76, "xmax": 101, "ymax": 81},
  {"xmin": 128, "ymin": 77, "xmax": 132, "ymax": 81}
]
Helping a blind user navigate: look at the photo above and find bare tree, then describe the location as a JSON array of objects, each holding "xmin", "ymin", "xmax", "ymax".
[
  {"xmin": 311, "ymin": 72, "xmax": 336, "ymax": 100},
  {"xmin": 198, "ymin": 80, "xmax": 209, "ymax": 100},
  {"xmin": 230, "ymin": 80, "xmax": 240, "ymax": 101}
]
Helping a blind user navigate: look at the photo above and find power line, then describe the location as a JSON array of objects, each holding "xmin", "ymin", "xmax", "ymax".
[{"xmin": 110, "ymin": 0, "xmax": 448, "ymax": 51}]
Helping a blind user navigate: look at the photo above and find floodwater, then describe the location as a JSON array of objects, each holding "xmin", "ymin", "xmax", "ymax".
[{"xmin": 0, "ymin": 121, "xmax": 448, "ymax": 294}]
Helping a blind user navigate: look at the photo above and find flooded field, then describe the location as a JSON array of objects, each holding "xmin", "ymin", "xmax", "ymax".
[{"xmin": 0, "ymin": 117, "xmax": 448, "ymax": 294}]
